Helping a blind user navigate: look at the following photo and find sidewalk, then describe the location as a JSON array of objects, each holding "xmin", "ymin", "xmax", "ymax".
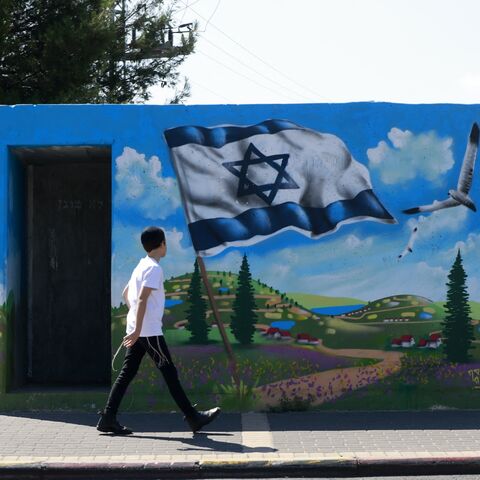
[{"xmin": 1, "ymin": 410, "xmax": 480, "ymax": 479}]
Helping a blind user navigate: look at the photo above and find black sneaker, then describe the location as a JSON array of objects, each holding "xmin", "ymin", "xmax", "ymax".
[
  {"xmin": 96, "ymin": 410, "xmax": 133, "ymax": 435},
  {"xmin": 185, "ymin": 407, "xmax": 221, "ymax": 433}
]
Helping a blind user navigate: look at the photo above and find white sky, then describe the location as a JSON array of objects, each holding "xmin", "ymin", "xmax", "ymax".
[{"xmin": 148, "ymin": 0, "xmax": 480, "ymax": 105}]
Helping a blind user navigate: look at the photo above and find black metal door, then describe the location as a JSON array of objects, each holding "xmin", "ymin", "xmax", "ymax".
[{"xmin": 29, "ymin": 161, "xmax": 111, "ymax": 385}]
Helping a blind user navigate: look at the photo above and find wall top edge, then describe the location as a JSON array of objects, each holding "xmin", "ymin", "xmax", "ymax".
[{"xmin": 2, "ymin": 101, "xmax": 480, "ymax": 109}]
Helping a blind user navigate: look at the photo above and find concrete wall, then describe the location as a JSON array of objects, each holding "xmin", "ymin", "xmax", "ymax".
[{"xmin": 0, "ymin": 103, "xmax": 480, "ymax": 411}]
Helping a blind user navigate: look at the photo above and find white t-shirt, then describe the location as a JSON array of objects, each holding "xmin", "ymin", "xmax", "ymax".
[{"xmin": 126, "ymin": 256, "xmax": 165, "ymax": 337}]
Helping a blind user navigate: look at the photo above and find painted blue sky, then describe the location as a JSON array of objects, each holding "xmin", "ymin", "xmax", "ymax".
[{"xmin": 112, "ymin": 103, "xmax": 480, "ymax": 305}]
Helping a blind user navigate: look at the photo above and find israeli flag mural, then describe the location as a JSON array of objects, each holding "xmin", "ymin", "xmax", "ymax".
[{"xmin": 165, "ymin": 119, "xmax": 395, "ymax": 256}]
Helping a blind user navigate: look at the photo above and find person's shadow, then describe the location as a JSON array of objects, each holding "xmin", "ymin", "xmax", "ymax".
[{"xmin": 121, "ymin": 431, "xmax": 277, "ymax": 453}]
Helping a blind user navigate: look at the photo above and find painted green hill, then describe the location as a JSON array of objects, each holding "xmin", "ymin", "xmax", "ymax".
[
  {"xmin": 288, "ymin": 293, "xmax": 447, "ymax": 350},
  {"xmin": 434, "ymin": 301, "xmax": 480, "ymax": 320},
  {"xmin": 287, "ymin": 293, "xmax": 366, "ymax": 309},
  {"xmin": 340, "ymin": 294, "xmax": 444, "ymax": 323},
  {"xmin": 162, "ymin": 273, "xmax": 447, "ymax": 332}
]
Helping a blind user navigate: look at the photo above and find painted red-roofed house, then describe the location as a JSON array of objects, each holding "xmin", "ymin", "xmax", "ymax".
[
  {"xmin": 296, "ymin": 333, "xmax": 311, "ymax": 344},
  {"xmin": 418, "ymin": 338, "xmax": 428, "ymax": 348},
  {"xmin": 279, "ymin": 330, "xmax": 292, "ymax": 341},
  {"xmin": 266, "ymin": 327, "xmax": 280, "ymax": 338},
  {"xmin": 308, "ymin": 336, "xmax": 319, "ymax": 345},
  {"xmin": 400, "ymin": 335, "xmax": 415, "ymax": 347},
  {"xmin": 427, "ymin": 333, "xmax": 442, "ymax": 349},
  {"xmin": 391, "ymin": 338, "xmax": 402, "ymax": 348}
]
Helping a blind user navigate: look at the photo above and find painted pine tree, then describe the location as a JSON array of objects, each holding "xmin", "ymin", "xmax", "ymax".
[
  {"xmin": 230, "ymin": 254, "xmax": 257, "ymax": 345},
  {"xmin": 185, "ymin": 260, "xmax": 210, "ymax": 344},
  {"xmin": 442, "ymin": 251, "xmax": 474, "ymax": 363}
]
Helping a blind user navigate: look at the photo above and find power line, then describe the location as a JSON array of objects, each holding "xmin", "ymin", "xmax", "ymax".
[
  {"xmin": 178, "ymin": 0, "xmax": 327, "ymax": 101},
  {"xmin": 203, "ymin": 0, "xmax": 222, "ymax": 32},
  {"xmin": 200, "ymin": 34, "xmax": 314, "ymax": 102},
  {"xmin": 174, "ymin": 0, "xmax": 203, "ymax": 15},
  {"xmin": 174, "ymin": 4, "xmax": 315, "ymax": 101},
  {"xmin": 197, "ymin": 49, "xmax": 301, "ymax": 103},
  {"xmin": 175, "ymin": 0, "xmax": 220, "ymax": 33},
  {"xmin": 178, "ymin": 0, "xmax": 190, "ymax": 24}
]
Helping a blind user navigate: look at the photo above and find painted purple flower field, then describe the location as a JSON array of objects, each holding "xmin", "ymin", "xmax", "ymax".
[{"xmin": 130, "ymin": 343, "xmax": 370, "ymax": 393}]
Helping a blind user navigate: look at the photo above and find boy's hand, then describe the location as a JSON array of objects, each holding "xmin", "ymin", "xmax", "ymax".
[{"xmin": 123, "ymin": 331, "xmax": 140, "ymax": 348}]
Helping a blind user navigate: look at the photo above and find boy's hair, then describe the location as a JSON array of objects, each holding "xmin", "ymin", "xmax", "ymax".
[{"xmin": 141, "ymin": 226, "xmax": 165, "ymax": 252}]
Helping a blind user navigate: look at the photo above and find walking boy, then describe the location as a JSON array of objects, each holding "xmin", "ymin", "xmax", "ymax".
[{"xmin": 97, "ymin": 226, "xmax": 221, "ymax": 435}]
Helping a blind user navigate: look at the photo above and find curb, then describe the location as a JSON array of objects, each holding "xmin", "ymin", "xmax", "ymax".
[{"xmin": 2, "ymin": 456, "xmax": 480, "ymax": 479}]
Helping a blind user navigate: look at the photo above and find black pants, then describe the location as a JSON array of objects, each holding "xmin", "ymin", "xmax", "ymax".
[{"xmin": 105, "ymin": 335, "xmax": 195, "ymax": 417}]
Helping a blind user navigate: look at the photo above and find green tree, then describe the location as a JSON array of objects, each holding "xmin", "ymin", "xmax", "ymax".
[
  {"xmin": 0, "ymin": 0, "xmax": 196, "ymax": 104},
  {"xmin": 230, "ymin": 254, "xmax": 257, "ymax": 345},
  {"xmin": 185, "ymin": 259, "xmax": 210, "ymax": 344},
  {"xmin": 442, "ymin": 251, "xmax": 474, "ymax": 363}
]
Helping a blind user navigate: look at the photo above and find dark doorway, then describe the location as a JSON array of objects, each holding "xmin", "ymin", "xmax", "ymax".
[{"xmin": 12, "ymin": 146, "xmax": 111, "ymax": 387}]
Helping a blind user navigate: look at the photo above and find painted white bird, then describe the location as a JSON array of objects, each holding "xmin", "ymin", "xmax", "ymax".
[
  {"xmin": 398, "ymin": 226, "xmax": 418, "ymax": 259},
  {"xmin": 403, "ymin": 122, "xmax": 479, "ymax": 214}
]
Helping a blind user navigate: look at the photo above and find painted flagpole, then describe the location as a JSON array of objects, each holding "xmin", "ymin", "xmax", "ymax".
[{"xmin": 196, "ymin": 255, "xmax": 241, "ymax": 390}]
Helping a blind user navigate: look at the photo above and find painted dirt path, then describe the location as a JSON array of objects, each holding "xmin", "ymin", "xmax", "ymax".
[{"xmin": 256, "ymin": 341, "xmax": 404, "ymax": 407}]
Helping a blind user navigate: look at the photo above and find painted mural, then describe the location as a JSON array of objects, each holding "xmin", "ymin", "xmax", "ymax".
[{"xmin": 1, "ymin": 103, "xmax": 480, "ymax": 411}]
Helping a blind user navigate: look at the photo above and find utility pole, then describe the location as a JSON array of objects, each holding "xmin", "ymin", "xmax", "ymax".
[
  {"xmin": 116, "ymin": 1, "xmax": 193, "ymax": 62},
  {"xmin": 109, "ymin": 1, "xmax": 193, "ymax": 98}
]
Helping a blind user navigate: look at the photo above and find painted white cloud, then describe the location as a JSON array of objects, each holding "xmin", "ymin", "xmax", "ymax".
[
  {"xmin": 233, "ymin": 223, "xmax": 466, "ymax": 302},
  {"xmin": 292, "ymin": 267, "xmax": 368, "ymax": 297},
  {"xmin": 289, "ymin": 260, "xmax": 449, "ymax": 302},
  {"xmin": 250, "ymin": 221, "xmax": 480, "ymax": 302},
  {"xmin": 367, "ymin": 128, "xmax": 454, "ymax": 184},
  {"xmin": 415, "ymin": 261, "xmax": 448, "ymax": 284},
  {"xmin": 445, "ymin": 232, "xmax": 480, "ymax": 258},
  {"xmin": 207, "ymin": 250, "xmax": 243, "ymax": 275},
  {"xmin": 266, "ymin": 263, "xmax": 291, "ymax": 280},
  {"xmin": 161, "ymin": 228, "xmax": 196, "ymax": 279},
  {"xmin": 114, "ymin": 147, "xmax": 181, "ymax": 219},
  {"xmin": 244, "ymin": 231, "xmax": 399, "ymax": 298},
  {"xmin": 253, "ymin": 234, "xmax": 378, "ymax": 280},
  {"xmin": 406, "ymin": 206, "xmax": 468, "ymax": 239},
  {"xmin": 343, "ymin": 234, "xmax": 374, "ymax": 250},
  {"xmin": 467, "ymin": 277, "xmax": 480, "ymax": 303}
]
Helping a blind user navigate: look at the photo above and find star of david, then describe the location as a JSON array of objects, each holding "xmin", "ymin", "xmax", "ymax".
[{"xmin": 222, "ymin": 143, "xmax": 299, "ymax": 205}]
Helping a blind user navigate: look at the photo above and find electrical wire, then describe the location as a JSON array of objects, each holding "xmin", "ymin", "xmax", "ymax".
[
  {"xmin": 197, "ymin": 49, "xmax": 301, "ymax": 103},
  {"xmin": 177, "ymin": 0, "xmax": 327, "ymax": 101},
  {"xmin": 174, "ymin": 0, "xmax": 315, "ymax": 101},
  {"xmin": 178, "ymin": 0, "xmax": 189, "ymax": 24},
  {"xmin": 175, "ymin": 0, "xmax": 203, "ymax": 15},
  {"xmin": 203, "ymin": 0, "xmax": 221, "ymax": 32},
  {"xmin": 175, "ymin": 0, "xmax": 219, "ymax": 32},
  {"xmin": 200, "ymin": 34, "xmax": 314, "ymax": 102}
]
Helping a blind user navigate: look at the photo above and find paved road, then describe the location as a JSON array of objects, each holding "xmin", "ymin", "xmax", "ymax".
[{"xmin": 2, "ymin": 410, "xmax": 480, "ymax": 479}]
